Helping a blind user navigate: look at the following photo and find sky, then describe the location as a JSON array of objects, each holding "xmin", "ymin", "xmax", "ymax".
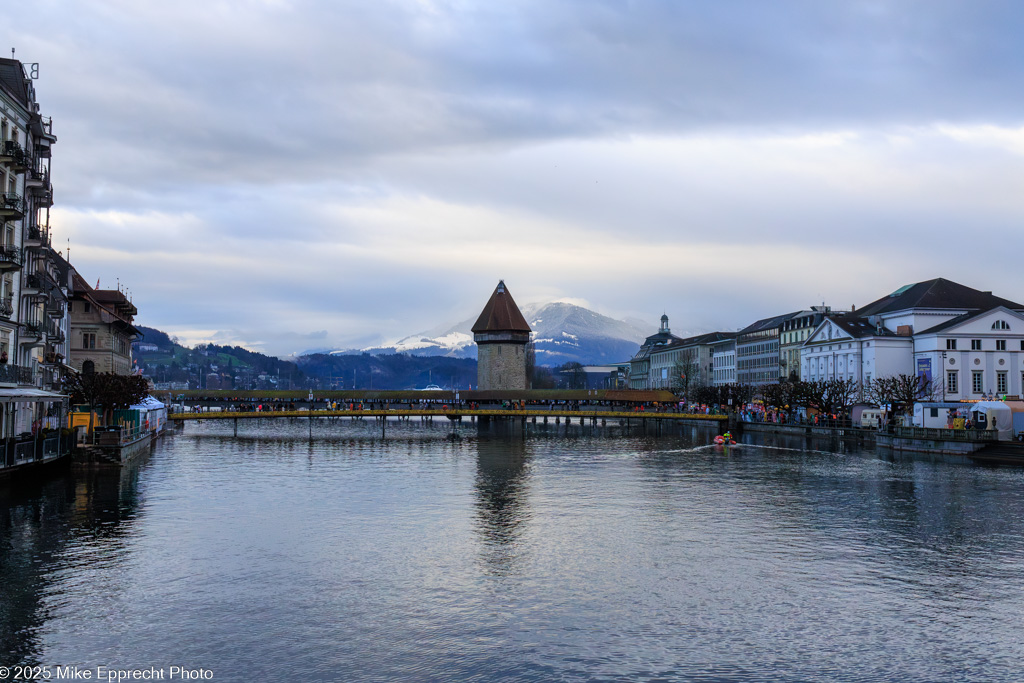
[{"xmin": 10, "ymin": 0, "xmax": 1024, "ymax": 356}]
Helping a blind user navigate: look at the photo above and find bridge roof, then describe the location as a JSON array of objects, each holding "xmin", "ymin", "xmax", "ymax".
[{"xmin": 471, "ymin": 280, "xmax": 531, "ymax": 334}]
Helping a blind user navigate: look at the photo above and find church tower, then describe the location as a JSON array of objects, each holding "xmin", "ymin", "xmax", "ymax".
[{"xmin": 472, "ymin": 280, "xmax": 532, "ymax": 390}]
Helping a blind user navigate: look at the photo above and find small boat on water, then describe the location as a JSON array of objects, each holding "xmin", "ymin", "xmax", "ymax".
[{"xmin": 713, "ymin": 434, "xmax": 737, "ymax": 446}]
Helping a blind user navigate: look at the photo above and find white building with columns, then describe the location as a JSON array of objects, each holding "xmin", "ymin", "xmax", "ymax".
[{"xmin": 801, "ymin": 278, "xmax": 1024, "ymax": 399}]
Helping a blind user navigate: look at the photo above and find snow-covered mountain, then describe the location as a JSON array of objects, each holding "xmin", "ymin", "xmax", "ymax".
[{"xmin": 334, "ymin": 302, "xmax": 654, "ymax": 366}]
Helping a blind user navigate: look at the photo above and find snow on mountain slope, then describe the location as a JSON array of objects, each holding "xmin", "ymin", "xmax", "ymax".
[{"xmin": 332, "ymin": 302, "xmax": 654, "ymax": 365}]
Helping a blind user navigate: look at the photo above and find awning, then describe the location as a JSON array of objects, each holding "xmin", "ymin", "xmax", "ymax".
[
  {"xmin": 0, "ymin": 388, "xmax": 67, "ymax": 401},
  {"xmin": 131, "ymin": 396, "xmax": 165, "ymax": 410}
]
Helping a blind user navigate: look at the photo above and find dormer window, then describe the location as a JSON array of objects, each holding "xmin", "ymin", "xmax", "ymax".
[{"xmin": 992, "ymin": 320, "xmax": 1010, "ymax": 330}]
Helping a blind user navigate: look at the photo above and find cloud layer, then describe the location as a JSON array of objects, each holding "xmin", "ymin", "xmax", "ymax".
[{"xmin": 12, "ymin": 0, "xmax": 1024, "ymax": 354}]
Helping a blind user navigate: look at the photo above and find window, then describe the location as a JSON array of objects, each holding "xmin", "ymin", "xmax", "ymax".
[
  {"xmin": 992, "ymin": 320, "xmax": 1010, "ymax": 330},
  {"xmin": 971, "ymin": 339, "xmax": 982, "ymax": 350},
  {"xmin": 997, "ymin": 340, "xmax": 1006, "ymax": 351},
  {"xmin": 84, "ymin": 302, "xmax": 92, "ymax": 313},
  {"xmin": 947, "ymin": 371, "xmax": 958, "ymax": 394},
  {"xmin": 972, "ymin": 371, "xmax": 984, "ymax": 394},
  {"xmin": 83, "ymin": 333, "xmax": 96, "ymax": 349},
  {"xmin": 998, "ymin": 371, "xmax": 1008, "ymax": 394},
  {"xmin": 946, "ymin": 339, "xmax": 957, "ymax": 350}
]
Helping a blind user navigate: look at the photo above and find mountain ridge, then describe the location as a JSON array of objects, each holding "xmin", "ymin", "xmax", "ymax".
[{"xmin": 328, "ymin": 302, "xmax": 658, "ymax": 366}]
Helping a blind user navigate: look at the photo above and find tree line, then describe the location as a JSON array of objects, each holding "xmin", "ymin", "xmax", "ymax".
[{"xmin": 682, "ymin": 374, "xmax": 938, "ymax": 418}]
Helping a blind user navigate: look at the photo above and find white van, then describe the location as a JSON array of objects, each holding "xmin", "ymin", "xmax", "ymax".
[{"xmin": 859, "ymin": 410, "xmax": 883, "ymax": 428}]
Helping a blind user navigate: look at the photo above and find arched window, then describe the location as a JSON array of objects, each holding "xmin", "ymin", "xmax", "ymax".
[
  {"xmin": 992, "ymin": 320, "xmax": 1010, "ymax": 330},
  {"xmin": 82, "ymin": 360, "xmax": 94, "ymax": 375}
]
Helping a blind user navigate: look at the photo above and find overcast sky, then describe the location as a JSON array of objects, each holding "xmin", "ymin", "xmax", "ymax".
[{"xmin": 11, "ymin": 0, "xmax": 1024, "ymax": 355}]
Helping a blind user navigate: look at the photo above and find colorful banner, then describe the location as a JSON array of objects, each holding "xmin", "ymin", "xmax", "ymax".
[{"xmin": 916, "ymin": 357, "xmax": 932, "ymax": 396}]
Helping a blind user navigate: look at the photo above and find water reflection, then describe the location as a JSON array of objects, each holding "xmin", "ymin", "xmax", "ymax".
[
  {"xmin": 0, "ymin": 464, "xmax": 143, "ymax": 664},
  {"xmin": 473, "ymin": 434, "xmax": 531, "ymax": 576}
]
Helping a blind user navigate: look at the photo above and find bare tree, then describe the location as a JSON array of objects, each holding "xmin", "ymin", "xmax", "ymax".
[
  {"xmin": 865, "ymin": 374, "xmax": 932, "ymax": 420},
  {"xmin": 824, "ymin": 378, "xmax": 859, "ymax": 416},
  {"xmin": 62, "ymin": 369, "xmax": 151, "ymax": 434},
  {"xmin": 760, "ymin": 382, "xmax": 793, "ymax": 409},
  {"xmin": 671, "ymin": 349, "xmax": 701, "ymax": 394},
  {"xmin": 892, "ymin": 373, "xmax": 932, "ymax": 414},
  {"xmin": 864, "ymin": 376, "xmax": 896, "ymax": 407}
]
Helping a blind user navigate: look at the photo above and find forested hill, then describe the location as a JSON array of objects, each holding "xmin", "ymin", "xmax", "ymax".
[
  {"xmin": 133, "ymin": 325, "xmax": 307, "ymax": 389},
  {"xmin": 132, "ymin": 326, "xmax": 477, "ymax": 390}
]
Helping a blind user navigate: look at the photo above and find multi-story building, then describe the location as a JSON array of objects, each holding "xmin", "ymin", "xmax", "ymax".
[
  {"xmin": 649, "ymin": 331, "xmax": 737, "ymax": 390},
  {"xmin": 628, "ymin": 315, "xmax": 681, "ymax": 389},
  {"xmin": 711, "ymin": 336, "xmax": 737, "ymax": 386},
  {"xmin": 779, "ymin": 307, "xmax": 844, "ymax": 381},
  {"xmin": 736, "ymin": 312, "xmax": 799, "ymax": 387},
  {"xmin": 801, "ymin": 278, "xmax": 1024, "ymax": 399},
  {"xmin": 0, "ymin": 57, "xmax": 68, "ymax": 455},
  {"xmin": 69, "ymin": 273, "xmax": 139, "ymax": 375}
]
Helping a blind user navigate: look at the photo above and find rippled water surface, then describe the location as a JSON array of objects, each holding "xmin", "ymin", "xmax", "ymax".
[{"xmin": 4, "ymin": 419, "xmax": 1024, "ymax": 682}]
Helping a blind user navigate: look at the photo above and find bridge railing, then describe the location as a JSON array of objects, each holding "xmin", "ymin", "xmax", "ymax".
[
  {"xmin": 169, "ymin": 408, "xmax": 729, "ymax": 421},
  {"xmin": 892, "ymin": 426, "xmax": 998, "ymax": 442}
]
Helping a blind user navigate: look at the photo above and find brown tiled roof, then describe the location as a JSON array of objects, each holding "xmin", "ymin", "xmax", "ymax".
[
  {"xmin": 71, "ymin": 271, "xmax": 138, "ymax": 326},
  {"xmin": 471, "ymin": 280, "xmax": 531, "ymax": 333}
]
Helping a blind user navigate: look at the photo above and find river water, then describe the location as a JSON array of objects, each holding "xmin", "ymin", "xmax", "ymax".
[{"xmin": 3, "ymin": 419, "xmax": 1024, "ymax": 682}]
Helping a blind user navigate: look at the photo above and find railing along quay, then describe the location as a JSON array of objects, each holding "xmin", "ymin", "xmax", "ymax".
[{"xmin": 170, "ymin": 409, "xmax": 728, "ymax": 422}]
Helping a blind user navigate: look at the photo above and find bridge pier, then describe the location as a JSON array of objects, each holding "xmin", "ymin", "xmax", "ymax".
[{"xmin": 234, "ymin": 418, "xmax": 238, "ymax": 437}]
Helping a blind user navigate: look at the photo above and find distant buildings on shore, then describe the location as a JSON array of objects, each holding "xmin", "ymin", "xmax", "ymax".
[{"xmin": 630, "ymin": 278, "xmax": 1024, "ymax": 402}]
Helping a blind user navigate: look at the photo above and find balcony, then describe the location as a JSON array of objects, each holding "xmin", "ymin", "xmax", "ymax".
[
  {"xmin": 42, "ymin": 345, "xmax": 64, "ymax": 366},
  {"xmin": 23, "ymin": 164, "xmax": 46, "ymax": 189},
  {"xmin": 38, "ymin": 269, "xmax": 64, "ymax": 295},
  {"xmin": 32, "ymin": 117, "xmax": 55, "ymax": 159},
  {"xmin": 0, "ymin": 140, "xmax": 29, "ymax": 172},
  {"xmin": 30, "ymin": 187, "xmax": 53, "ymax": 209},
  {"xmin": 0, "ymin": 363, "xmax": 34, "ymax": 386},
  {"xmin": 47, "ymin": 323, "xmax": 65, "ymax": 343},
  {"xmin": 0, "ymin": 246, "xmax": 22, "ymax": 272},
  {"xmin": 22, "ymin": 321, "xmax": 43, "ymax": 340},
  {"xmin": 0, "ymin": 193, "xmax": 24, "ymax": 219},
  {"xmin": 22, "ymin": 273, "xmax": 43, "ymax": 296},
  {"xmin": 47, "ymin": 298, "xmax": 64, "ymax": 319},
  {"xmin": 25, "ymin": 224, "xmax": 50, "ymax": 248}
]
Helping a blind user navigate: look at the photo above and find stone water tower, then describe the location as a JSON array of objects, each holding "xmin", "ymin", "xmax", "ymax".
[{"xmin": 472, "ymin": 280, "xmax": 532, "ymax": 390}]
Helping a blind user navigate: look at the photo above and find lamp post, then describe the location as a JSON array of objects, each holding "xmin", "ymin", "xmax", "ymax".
[{"xmin": 941, "ymin": 351, "xmax": 946, "ymax": 401}]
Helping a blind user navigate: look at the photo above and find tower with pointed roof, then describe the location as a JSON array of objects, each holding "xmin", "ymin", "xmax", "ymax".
[{"xmin": 472, "ymin": 280, "xmax": 531, "ymax": 390}]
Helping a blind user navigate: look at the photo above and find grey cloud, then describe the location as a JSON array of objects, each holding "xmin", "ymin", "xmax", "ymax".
[
  {"xmin": 11, "ymin": 0, "xmax": 1024, "ymax": 355},
  {"xmin": 26, "ymin": 0, "xmax": 1024, "ymax": 204}
]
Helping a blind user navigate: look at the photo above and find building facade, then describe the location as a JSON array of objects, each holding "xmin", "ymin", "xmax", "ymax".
[
  {"xmin": 711, "ymin": 336, "xmax": 737, "ymax": 386},
  {"xmin": 649, "ymin": 331, "xmax": 736, "ymax": 390},
  {"xmin": 69, "ymin": 273, "xmax": 139, "ymax": 375},
  {"xmin": 0, "ymin": 58, "xmax": 67, "ymax": 458},
  {"xmin": 779, "ymin": 307, "xmax": 840, "ymax": 381},
  {"xmin": 735, "ymin": 312, "xmax": 799, "ymax": 387},
  {"xmin": 628, "ymin": 315, "xmax": 681, "ymax": 390},
  {"xmin": 801, "ymin": 279, "xmax": 1024, "ymax": 400}
]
